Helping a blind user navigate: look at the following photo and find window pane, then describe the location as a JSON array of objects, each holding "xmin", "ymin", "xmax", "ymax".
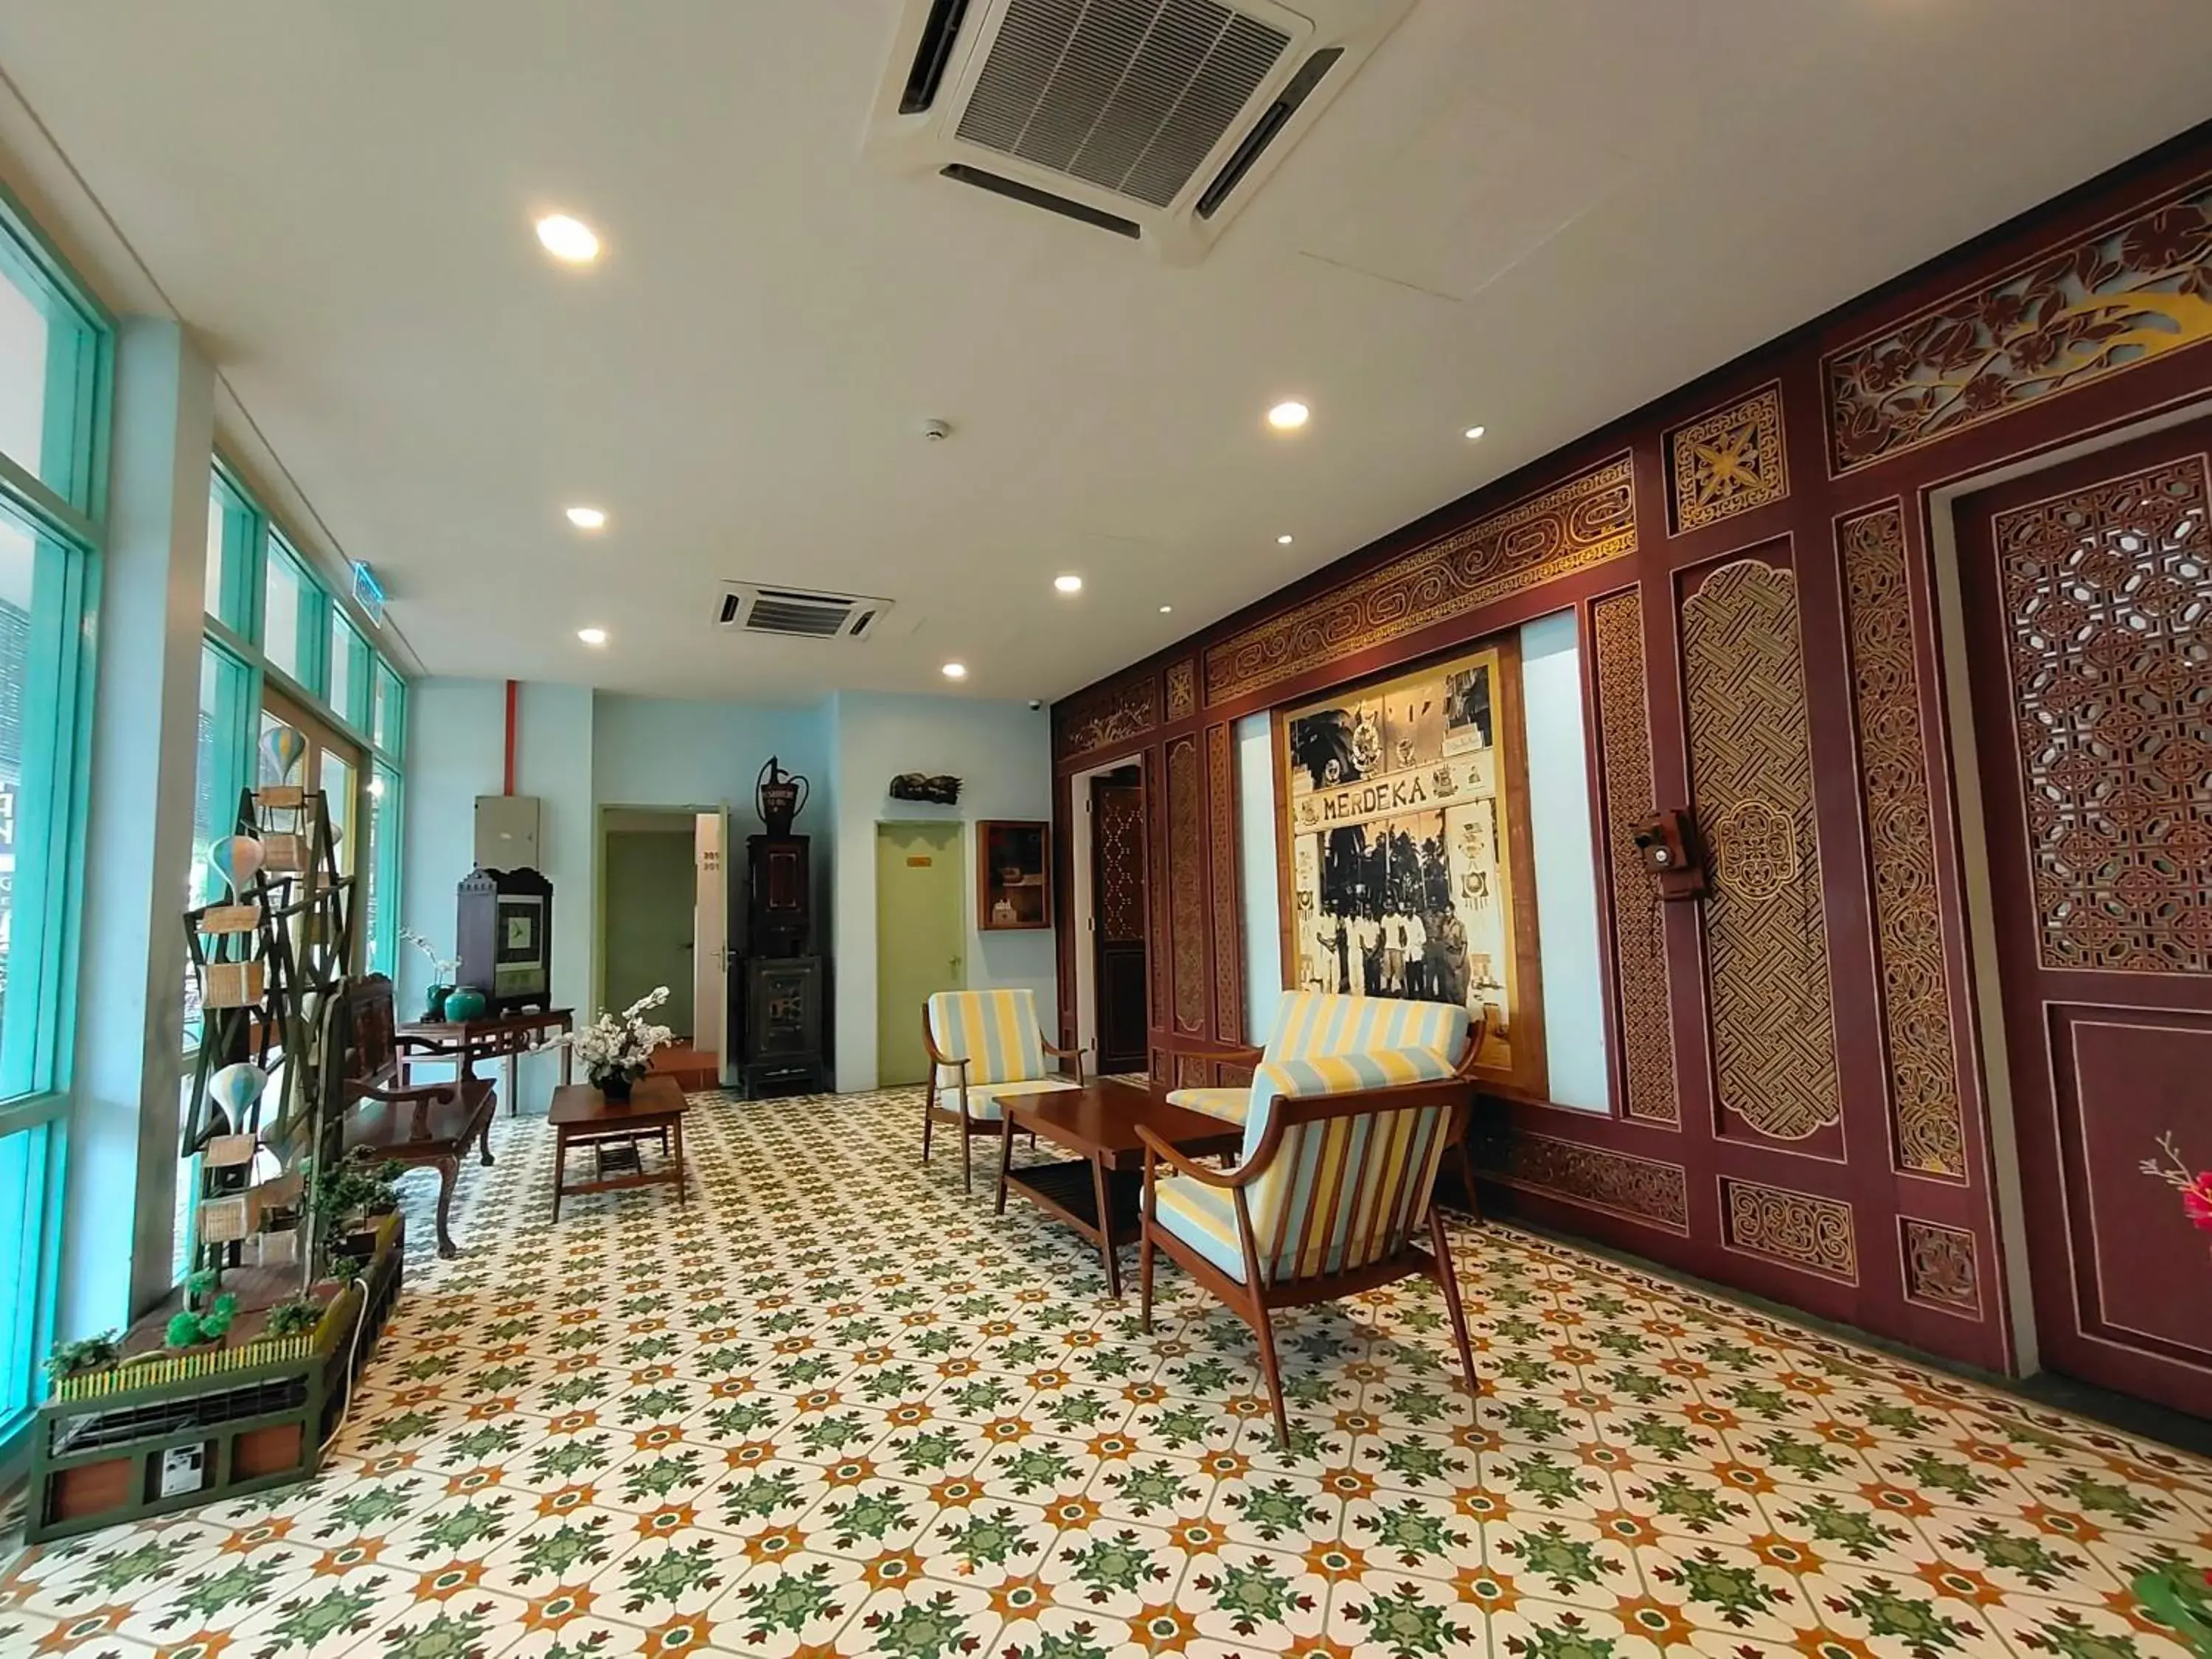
[
  {"xmin": 204, "ymin": 479, "xmax": 226, "ymax": 618},
  {"xmin": 372, "ymin": 664, "xmax": 396, "ymax": 752},
  {"xmin": 321, "ymin": 748, "xmax": 355, "ymax": 879},
  {"xmin": 0, "ymin": 234, "xmax": 97, "ymax": 508},
  {"xmin": 263, "ymin": 546, "xmax": 302, "ymax": 679},
  {"xmin": 0, "ymin": 1123, "xmax": 51, "ymax": 1425},
  {"xmin": 366, "ymin": 763, "xmax": 397, "ymax": 973},
  {"xmin": 0, "ymin": 499, "xmax": 79, "ymax": 1099},
  {"xmin": 329, "ymin": 613, "xmax": 356, "ymax": 728}
]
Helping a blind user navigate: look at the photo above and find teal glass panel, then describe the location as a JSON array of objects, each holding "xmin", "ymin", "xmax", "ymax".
[
  {"xmin": 0, "ymin": 1121, "xmax": 53, "ymax": 1426},
  {"xmin": 366, "ymin": 762, "xmax": 400, "ymax": 975},
  {"xmin": 262, "ymin": 540, "xmax": 305, "ymax": 682},
  {"xmin": 0, "ymin": 209, "xmax": 102, "ymax": 512},
  {"xmin": 204, "ymin": 470, "xmax": 260, "ymax": 637}
]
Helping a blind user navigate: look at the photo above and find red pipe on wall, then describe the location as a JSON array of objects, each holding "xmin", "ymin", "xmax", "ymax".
[{"xmin": 503, "ymin": 679, "xmax": 518, "ymax": 796}]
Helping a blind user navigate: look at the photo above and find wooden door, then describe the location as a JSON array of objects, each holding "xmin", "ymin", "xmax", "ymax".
[
  {"xmin": 1958, "ymin": 421, "xmax": 2212, "ymax": 1415},
  {"xmin": 603, "ymin": 830, "xmax": 698, "ymax": 1036},
  {"xmin": 874, "ymin": 823, "xmax": 966, "ymax": 1087},
  {"xmin": 1091, "ymin": 775, "xmax": 1150, "ymax": 1074}
]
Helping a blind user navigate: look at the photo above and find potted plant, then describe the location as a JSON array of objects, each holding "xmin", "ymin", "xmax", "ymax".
[
  {"xmin": 566, "ymin": 986, "xmax": 675, "ymax": 1103},
  {"xmin": 165, "ymin": 1269, "xmax": 238, "ymax": 1352},
  {"xmin": 308, "ymin": 1152, "xmax": 406, "ymax": 1278},
  {"xmin": 399, "ymin": 928, "xmax": 460, "ymax": 1021},
  {"xmin": 260, "ymin": 1295, "xmax": 324, "ymax": 1341},
  {"xmin": 44, "ymin": 1329, "xmax": 122, "ymax": 1387}
]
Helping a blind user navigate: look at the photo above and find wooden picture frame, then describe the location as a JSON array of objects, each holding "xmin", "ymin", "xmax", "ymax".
[
  {"xmin": 1271, "ymin": 633, "xmax": 1548, "ymax": 1099},
  {"xmin": 978, "ymin": 819, "xmax": 1052, "ymax": 931}
]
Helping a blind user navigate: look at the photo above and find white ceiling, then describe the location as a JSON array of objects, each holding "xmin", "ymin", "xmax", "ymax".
[{"xmin": 3, "ymin": 1, "xmax": 2210, "ymax": 703}]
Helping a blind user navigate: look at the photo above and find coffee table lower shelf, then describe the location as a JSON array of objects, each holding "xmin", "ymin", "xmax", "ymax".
[{"xmin": 1002, "ymin": 1158, "xmax": 1143, "ymax": 1254}]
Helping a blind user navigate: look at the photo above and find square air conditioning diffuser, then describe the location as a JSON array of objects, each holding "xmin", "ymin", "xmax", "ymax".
[
  {"xmin": 866, "ymin": 0, "xmax": 1411, "ymax": 265},
  {"xmin": 717, "ymin": 583, "xmax": 892, "ymax": 641}
]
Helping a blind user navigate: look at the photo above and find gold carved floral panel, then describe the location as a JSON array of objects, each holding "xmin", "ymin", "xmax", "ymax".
[
  {"xmin": 1722, "ymin": 1178, "xmax": 1857, "ymax": 1282},
  {"xmin": 1206, "ymin": 456, "xmax": 1635, "ymax": 706},
  {"xmin": 1591, "ymin": 591, "xmax": 1676, "ymax": 1124},
  {"xmin": 1668, "ymin": 384, "xmax": 1789, "ymax": 534},
  {"xmin": 1991, "ymin": 456, "xmax": 2212, "ymax": 972},
  {"xmin": 1475, "ymin": 1130, "xmax": 1689, "ymax": 1234},
  {"xmin": 1838, "ymin": 506, "xmax": 1967, "ymax": 1178},
  {"xmin": 1680, "ymin": 557, "xmax": 1843, "ymax": 1143},
  {"xmin": 1826, "ymin": 179, "xmax": 2212, "ymax": 472}
]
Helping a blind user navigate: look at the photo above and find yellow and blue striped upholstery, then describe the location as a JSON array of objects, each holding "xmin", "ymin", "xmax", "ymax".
[
  {"xmin": 1153, "ymin": 1046, "xmax": 1459, "ymax": 1284},
  {"xmin": 1266, "ymin": 992, "xmax": 1470, "ymax": 1068},
  {"xmin": 927, "ymin": 989, "xmax": 1048, "ymax": 1091},
  {"xmin": 1166, "ymin": 992, "xmax": 1467, "ymax": 1128}
]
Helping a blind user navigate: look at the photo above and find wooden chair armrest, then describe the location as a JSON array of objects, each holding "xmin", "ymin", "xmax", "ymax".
[
  {"xmin": 1172, "ymin": 1037, "xmax": 1265, "ymax": 1066},
  {"xmin": 919, "ymin": 1027, "xmax": 964, "ymax": 1071},
  {"xmin": 1136, "ymin": 1125, "xmax": 1253, "ymax": 1190},
  {"xmin": 1041, "ymin": 1039, "xmax": 1086, "ymax": 1082}
]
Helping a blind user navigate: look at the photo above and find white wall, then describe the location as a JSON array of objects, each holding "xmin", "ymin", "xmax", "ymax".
[
  {"xmin": 1237, "ymin": 712, "xmax": 1283, "ymax": 1048},
  {"xmin": 592, "ymin": 692, "xmax": 834, "ymax": 839},
  {"xmin": 1520, "ymin": 610, "xmax": 1609, "ymax": 1109},
  {"xmin": 1229, "ymin": 619, "xmax": 1609, "ymax": 1107},
  {"xmin": 831, "ymin": 692, "xmax": 1056, "ymax": 1091}
]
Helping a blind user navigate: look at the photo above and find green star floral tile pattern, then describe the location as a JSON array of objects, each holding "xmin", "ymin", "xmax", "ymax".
[{"xmin": 4, "ymin": 1087, "xmax": 2211, "ymax": 1656}]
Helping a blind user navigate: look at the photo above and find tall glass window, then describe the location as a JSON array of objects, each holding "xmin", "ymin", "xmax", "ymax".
[
  {"xmin": 262, "ymin": 540, "xmax": 304, "ymax": 681},
  {"xmin": 0, "ymin": 184, "xmax": 109, "ymax": 1441}
]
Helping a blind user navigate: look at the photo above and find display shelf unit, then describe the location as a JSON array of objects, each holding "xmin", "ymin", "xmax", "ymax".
[{"xmin": 978, "ymin": 820, "xmax": 1051, "ymax": 931}]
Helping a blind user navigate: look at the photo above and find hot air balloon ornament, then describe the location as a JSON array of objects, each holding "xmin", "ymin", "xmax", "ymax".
[
  {"xmin": 205, "ymin": 1061, "xmax": 268, "ymax": 1135},
  {"xmin": 208, "ymin": 834, "xmax": 265, "ymax": 902},
  {"xmin": 259, "ymin": 723, "xmax": 310, "ymax": 812}
]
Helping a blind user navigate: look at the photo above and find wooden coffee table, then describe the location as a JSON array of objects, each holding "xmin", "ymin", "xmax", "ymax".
[
  {"xmin": 549, "ymin": 1075, "xmax": 692, "ymax": 1221},
  {"xmin": 995, "ymin": 1079, "xmax": 1243, "ymax": 1297}
]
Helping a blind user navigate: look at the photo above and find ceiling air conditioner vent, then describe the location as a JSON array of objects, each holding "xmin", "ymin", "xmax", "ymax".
[
  {"xmin": 867, "ymin": 0, "xmax": 1411, "ymax": 265},
  {"xmin": 717, "ymin": 583, "xmax": 890, "ymax": 641}
]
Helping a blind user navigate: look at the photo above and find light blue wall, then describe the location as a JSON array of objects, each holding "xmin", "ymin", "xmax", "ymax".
[
  {"xmin": 831, "ymin": 692, "xmax": 1056, "ymax": 1091},
  {"xmin": 1520, "ymin": 610, "xmax": 1609, "ymax": 1110},
  {"xmin": 592, "ymin": 692, "xmax": 835, "ymax": 841}
]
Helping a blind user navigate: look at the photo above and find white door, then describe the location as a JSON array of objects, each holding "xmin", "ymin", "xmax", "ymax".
[{"xmin": 694, "ymin": 809, "xmax": 728, "ymax": 1076}]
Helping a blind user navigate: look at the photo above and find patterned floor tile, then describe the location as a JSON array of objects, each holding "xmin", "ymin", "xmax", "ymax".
[{"xmin": 4, "ymin": 1086, "xmax": 2211, "ymax": 1656}]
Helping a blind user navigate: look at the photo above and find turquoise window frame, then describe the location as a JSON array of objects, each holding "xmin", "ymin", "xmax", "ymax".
[
  {"xmin": 0, "ymin": 175, "xmax": 111, "ymax": 1452},
  {"xmin": 330, "ymin": 611, "xmax": 370, "ymax": 734},
  {"xmin": 205, "ymin": 464, "xmax": 264, "ymax": 640}
]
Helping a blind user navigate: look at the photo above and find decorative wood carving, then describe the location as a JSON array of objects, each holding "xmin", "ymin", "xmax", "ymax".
[
  {"xmin": 1204, "ymin": 456, "xmax": 1637, "ymax": 705},
  {"xmin": 1990, "ymin": 456, "xmax": 2212, "ymax": 973},
  {"xmin": 1475, "ymin": 1131, "xmax": 1688, "ymax": 1233},
  {"xmin": 1839, "ymin": 505, "xmax": 1967, "ymax": 1178},
  {"xmin": 1591, "ymin": 591, "xmax": 1677, "ymax": 1125},
  {"xmin": 1721, "ymin": 1178, "xmax": 1857, "ymax": 1281},
  {"xmin": 1681, "ymin": 557, "xmax": 1843, "ymax": 1142},
  {"xmin": 1060, "ymin": 675, "xmax": 1159, "ymax": 762},
  {"xmin": 1668, "ymin": 383, "xmax": 1790, "ymax": 534},
  {"xmin": 1826, "ymin": 178, "xmax": 2212, "ymax": 473},
  {"xmin": 1174, "ymin": 1051, "xmax": 1211, "ymax": 1091},
  {"xmin": 1096, "ymin": 785, "xmax": 1147, "ymax": 945},
  {"xmin": 1165, "ymin": 659, "xmax": 1197, "ymax": 723},
  {"xmin": 1166, "ymin": 736, "xmax": 1205, "ymax": 1034},
  {"xmin": 1206, "ymin": 722, "xmax": 1242, "ymax": 1042},
  {"xmin": 1901, "ymin": 1218, "xmax": 1981, "ymax": 1315}
]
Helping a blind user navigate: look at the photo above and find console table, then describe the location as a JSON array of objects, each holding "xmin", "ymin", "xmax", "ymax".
[{"xmin": 397, "ymin": 1007, "xmax": 574, "ymax": 1116}]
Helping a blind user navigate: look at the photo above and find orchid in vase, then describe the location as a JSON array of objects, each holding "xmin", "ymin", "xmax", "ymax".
[
  {"xmin": 568, "ymin": 986, "xmax": 675, "ymax": 1102},
  {"xmin": 398, "ymin": 927, "xmax": 461, "ymax": 1020}
]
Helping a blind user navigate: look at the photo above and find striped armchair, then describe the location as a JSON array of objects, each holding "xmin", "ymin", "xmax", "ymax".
[
  {"xmin": 922, "ymin": 989, "xmax": 1083, "ymax": 1192},
  {"xmin": 1138, "ymin": 1046, "xmax": 1479, "ymax": 1447},
  {"xmin": 1167, "ymin": 990, "xmax": 1476, "ymax": 1127}
]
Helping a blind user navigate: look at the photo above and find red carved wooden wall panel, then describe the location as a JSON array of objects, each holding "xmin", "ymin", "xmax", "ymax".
[{"xmin": 1051, "ymin": 130, "xmax": 2212, "ymax": 1379}]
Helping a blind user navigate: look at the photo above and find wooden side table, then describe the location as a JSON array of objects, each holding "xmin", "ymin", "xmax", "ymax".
[
  {"xmin": 548, "ymin": 1076, "xmax": 692, "ymax": 1221},
  {"xmin": 398, "ymin": 1006, "xmax": 575, "ymax": 1116}
]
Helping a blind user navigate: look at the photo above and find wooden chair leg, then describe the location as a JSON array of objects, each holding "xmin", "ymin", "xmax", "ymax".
[
  {"xmin": 960, "ymin": 1096, "xmax": 973, "ymax": 1194},
  {"xmin": 1455, "ymin": 1135, "xmax": 1482, "ymax": 1222},
  {"xmin": 1250, "ymin": 1297, "xmax": 1291, "ymax": 1450},
  {"xmin": 479, "ymin": 1116, "xmax": 495, "ymax": 1167},
  {"xmin": 995, "ymin": 1113, "xmax": 1015, "ymax": 1214},
  {"xmin": 921, "ymin": 1077, "xmax": 936, "ymax": 1164},
  {"xmin": 434, "ymin": 1156, "xmax": 461, "ymax": 1259},
  {"xmin": 1138, "ymin": 1215, "xmax": 1157, "ymax": 1333},
  {"xmin": 1429, "ymin": 1208, "xmax": 1481, "ymax": 1416}
]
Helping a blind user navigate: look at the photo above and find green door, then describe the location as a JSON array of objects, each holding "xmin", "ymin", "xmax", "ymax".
[
  {"xmin": 877, "ymin": 822, "xmax": 967, "ymax": 1086},
  {"xmin": 603, "ymin": 830, "xmax": 698, "ymax": 1037}
]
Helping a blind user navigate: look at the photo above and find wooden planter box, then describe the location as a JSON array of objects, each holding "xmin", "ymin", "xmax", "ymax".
[{"xmin": 25, "ymin": 1214, "xmax": 406, "ymax": 1544}]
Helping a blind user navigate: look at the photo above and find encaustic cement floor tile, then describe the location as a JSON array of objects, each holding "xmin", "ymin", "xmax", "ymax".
[{"xmin": 7, "ymin": 1085, "xmax": 2212, "ymax": 1655}]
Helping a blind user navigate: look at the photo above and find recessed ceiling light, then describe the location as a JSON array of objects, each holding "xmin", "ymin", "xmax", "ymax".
[
  {"xmin": 1464, "ymin": 424, "xmax": 1486, "ymax": 441},
  {"xmin": 565, "ymin": 505, "xmax": 608, "ymax": 530},
  {"xmin": 1277, "ymin": 534, "xmax": 1294, "ymax": 545},
  {"xmin": 535, "ymin": 213, "xmax": 601, "ymax": 264},
  {"xmin": 1158, "ymin": 605, "xmax": 1173, "ymax": 614},
  {"xmin": 577, "ymin": 627, "xmax": 608, "ymax": 646},
  {"xmin": 1267, "ymin": 400, "xmax": 1310, "ymax": 431},
  {"xmin": 1054, "ymin": 574, "xmax": 1083, "ymax": 594},
  {"xmin": 942, "ymin": 661, "xmax": 968, "ymax": 680}
]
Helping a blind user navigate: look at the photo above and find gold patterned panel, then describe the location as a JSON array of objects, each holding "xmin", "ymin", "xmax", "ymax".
[
  {"xmin": 1902, "ymin": 1218, "xmax": 1980, "ymax": 1315},
  {"xmin": 1992, "ymin": 457, "xmax": 2212, "ymax": 972},
  {"xmin": 1681, "ymin": 558, "xmax": 1843, "ymax": 1142},
  {"xmin": 1591, "ymin": 591, "xmax": 1676, "ymax": 1124},
  {"xmin": 1826, "ymin": 179, "xmax": 2212, "ymax": 473},
  {"xmin": 1839, "ymin": 506, "xmax": 1968, "ymax": 1178},
  {"xmin": 1059, "ymin": 675, "xmax": 1159, "ymax": 762},
  {"xmin": 1166, "ymin": 736, "xmax": 1205, "ymax": 1034},
  {"xmin": 1668, "ymin": 384, "xmax": 1789, "ymax": 533},
  {"xmin": 1722, "ymin": 1178, "xmax": 1857, "ymax": 1281},
  {"xmin": 1166, "ymin": 659, "xmax": 1197, "ymax": 723},
  {"xmin": 1474, "ymin": 1130, "xmax": 1689, "ymax": 1233},
  {"xmin": 1205, "ymin": 456, "xmax": 1636, "ymax": 705},
  {"xmin": 1206, "ymin": 722, "xmax": 1242, "ymax": 1042}
]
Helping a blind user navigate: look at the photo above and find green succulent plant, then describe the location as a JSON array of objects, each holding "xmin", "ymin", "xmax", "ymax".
[{"xmin": 44, "ymin": 1329, "xmax": 122, "ymax": 1381}]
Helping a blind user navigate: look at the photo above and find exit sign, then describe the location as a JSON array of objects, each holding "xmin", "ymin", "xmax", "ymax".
[{"xmin": 351, "ymin": 561, "xmax": 386, "ymax": 626}]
